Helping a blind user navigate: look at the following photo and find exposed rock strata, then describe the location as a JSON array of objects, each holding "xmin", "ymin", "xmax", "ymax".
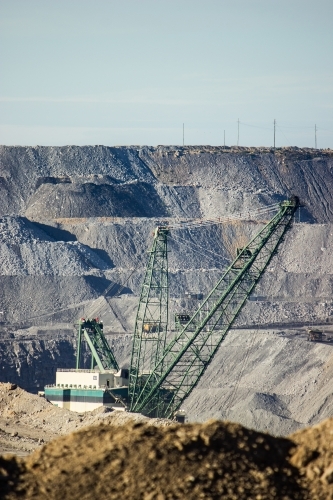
[{"xmin": 0, "ymin": 146, "xmax": 332, "ymax": 435}]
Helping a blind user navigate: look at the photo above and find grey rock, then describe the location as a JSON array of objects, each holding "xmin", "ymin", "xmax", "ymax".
[{"xmin": 0, "ymin": 145, "xmax": 332, "ymax": 437}]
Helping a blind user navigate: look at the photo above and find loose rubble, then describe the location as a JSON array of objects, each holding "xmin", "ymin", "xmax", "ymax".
[{"xmin": 0, "ymin": 383, "xmax": 170, "ymax": 456}]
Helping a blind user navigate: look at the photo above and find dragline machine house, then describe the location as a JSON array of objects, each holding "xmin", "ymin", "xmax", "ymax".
[
  {"xmin": 44, "ymin": 196, "xmax": 300, "ymax": 417},
  {"xmin": 44, "ymin": 318, "xmax": 129, "ymax": 412}
]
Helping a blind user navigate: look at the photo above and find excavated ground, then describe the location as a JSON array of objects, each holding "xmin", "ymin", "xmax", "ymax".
[
  {"xmin": 1, "ymin": 146, "xmax": 333, "ymax": 439},
  {"xmin": 1, "ymin": 146, "xmax": 333, "ymax": 498},
  {"xmin": 2, "ymin": 417, "xmax": 333, "ymax": 499}
]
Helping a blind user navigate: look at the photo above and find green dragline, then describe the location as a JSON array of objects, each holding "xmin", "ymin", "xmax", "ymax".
[{"xmin": 128, "ymin": 196, "xmax": 299, "ymax": 418}]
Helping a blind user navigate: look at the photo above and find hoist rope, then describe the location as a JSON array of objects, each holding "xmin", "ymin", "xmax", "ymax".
[
  {"xmin": 164, "ymin": 203, "xmax": 279, "ymax": 231},
  {"xmin": 167, "ymin": 232, "xmax": 229, "ymax": 268},
  {"xmin": 85, "ymin": 267, "xmax": 138, "ymax": 319}
]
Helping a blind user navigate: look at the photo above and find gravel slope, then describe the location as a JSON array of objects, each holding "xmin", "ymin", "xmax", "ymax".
[{"xmin": 0, "ymin": 145, "xmax": 332, "ymax": 221}]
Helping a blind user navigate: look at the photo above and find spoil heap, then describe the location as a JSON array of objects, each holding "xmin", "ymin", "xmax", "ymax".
[{"xmin": 2, "ymin": 417, "xmax": 333, "ymax": 500}]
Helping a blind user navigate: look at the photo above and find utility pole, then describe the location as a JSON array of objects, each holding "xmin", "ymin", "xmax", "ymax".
[
  {"xmin": 274, "ymin": 119, "xmax": 276, "ymax": 149},
  {"xmin": 237, "ymin": 119, "xmax": 239, "ymax": 146},
  {"xmin": 315, "ymin": 124, "xmax": 317, "ymax": 149},
  {"xmin": 183, "ymin": 123, "xmax": 184, "ymax": 146},
  {"xmin": 224, "ymin": 130, "xmax": 225, "ymax": 149}
]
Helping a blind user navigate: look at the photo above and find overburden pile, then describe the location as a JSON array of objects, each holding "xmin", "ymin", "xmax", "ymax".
[{"xmin": 2, "ymin": 417, "xmax": 333, "ymax": 500}]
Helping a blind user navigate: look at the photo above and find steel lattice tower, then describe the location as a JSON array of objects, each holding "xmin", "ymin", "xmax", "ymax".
[{"xmin": 129, "ymin": 226, "xmax": 169, "ymax": 415}]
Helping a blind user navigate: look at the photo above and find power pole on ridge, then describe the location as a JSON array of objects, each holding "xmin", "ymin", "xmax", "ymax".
[{"xmin": 237, "ymin": 119, "xmax": 240, "ymax": 146}]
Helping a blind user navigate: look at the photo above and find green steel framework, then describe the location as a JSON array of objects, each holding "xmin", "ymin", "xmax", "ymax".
[
  {"xmin": 76, "ymin": 318, "xmax": 119, "ymax": 371},
  {"xmin": 129, "ymin": 197, "xmax": 299, "ymax": 418},
  {"xmin": 129, "ymin": 227, "xmax": 169, "ymax": 412}
]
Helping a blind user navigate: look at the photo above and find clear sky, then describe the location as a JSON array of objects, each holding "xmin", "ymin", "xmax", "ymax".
[{"xmin": 0, "ymin": 0, "xmax": 332, "ymax": 147}]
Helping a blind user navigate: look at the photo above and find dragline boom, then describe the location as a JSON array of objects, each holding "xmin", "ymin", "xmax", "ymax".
[
  {"xmin": 129, "ymin": 197, "xmax": 299, "ymax": 418},
  {"xmin": 76, "ymin": 318, "xmax": 119, "ymax": 371}
]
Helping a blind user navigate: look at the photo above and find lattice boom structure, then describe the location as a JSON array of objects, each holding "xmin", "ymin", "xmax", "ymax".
[{"xmin": 129, "ymin": 197, "xmax": 299, "ymax": 418}]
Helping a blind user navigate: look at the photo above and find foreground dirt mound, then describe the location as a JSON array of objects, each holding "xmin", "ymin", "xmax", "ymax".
[
  {"xmin": 290, "ymin": 418, "xmax": 333, "ymax": 499},
  {"xmin": 1, "ymin": 420, "xmax": 307, "ymax": 500}
]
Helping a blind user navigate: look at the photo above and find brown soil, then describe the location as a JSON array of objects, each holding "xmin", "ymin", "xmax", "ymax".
[
  {"xmin": 289, "ymin": 418, "xmax": 333, "ymax": 499},
  {"xmin": 1, "ymin": 419, "xmax": 308, "ymax": 500},
  {"xmin": 1, "ymin": 381, "xmax": 333, "ymax": 499}
]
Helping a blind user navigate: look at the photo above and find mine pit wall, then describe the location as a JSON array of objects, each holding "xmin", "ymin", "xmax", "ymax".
[
  {"xmin": 0, "ymin": 333, "xmax": 77, "ymax": 393},
  {"xmin": 2, "ymin": 220, "xmax": 331, "ymax": 328},
  {"xmin": 183, "ymin": 325, "xmax": 333, "ymax": 435},
  {"xmin": 0, "ymin": 221, "xmax": 333, "ymax": 402},
  {"xmin": 0, "ymin": 145, "xmax": 332, "ymax": 222},
  {"xmin": 0, "ymin": 146, "xmax": 333, "ymax": 432}
]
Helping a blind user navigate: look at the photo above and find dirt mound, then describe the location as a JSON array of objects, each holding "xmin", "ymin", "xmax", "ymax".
[
  {"xmin": 25, "ymin": 181, "xmax": 168, "ymax": 219},
  {"xmin": 0, "ymin": 383, "xmax": 170, "ymax": 456},
  {"xmin": 1, "ymin": 419, "xmax": 308, "ymax": 500},
  {"xmin": 290, "ymin": 418, "xmax": 333, "ymax": 499}
]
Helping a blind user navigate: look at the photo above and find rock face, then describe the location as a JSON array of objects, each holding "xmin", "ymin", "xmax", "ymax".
[
  {"xmin": 0, "ymin": 145, "xmax": 333, "ymax": 435},
  {"xmin": 0, "ymin": 332, "xmax": 76, "ymax": 392},
  {"xmin": 0, "ymin": 145, "xmax": 332, "ymax": 221}
]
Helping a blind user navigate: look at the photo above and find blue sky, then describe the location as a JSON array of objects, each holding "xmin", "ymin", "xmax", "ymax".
[{"xmin": 0, "ymin": 0, "xmax": 332, "ymax": 147}]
